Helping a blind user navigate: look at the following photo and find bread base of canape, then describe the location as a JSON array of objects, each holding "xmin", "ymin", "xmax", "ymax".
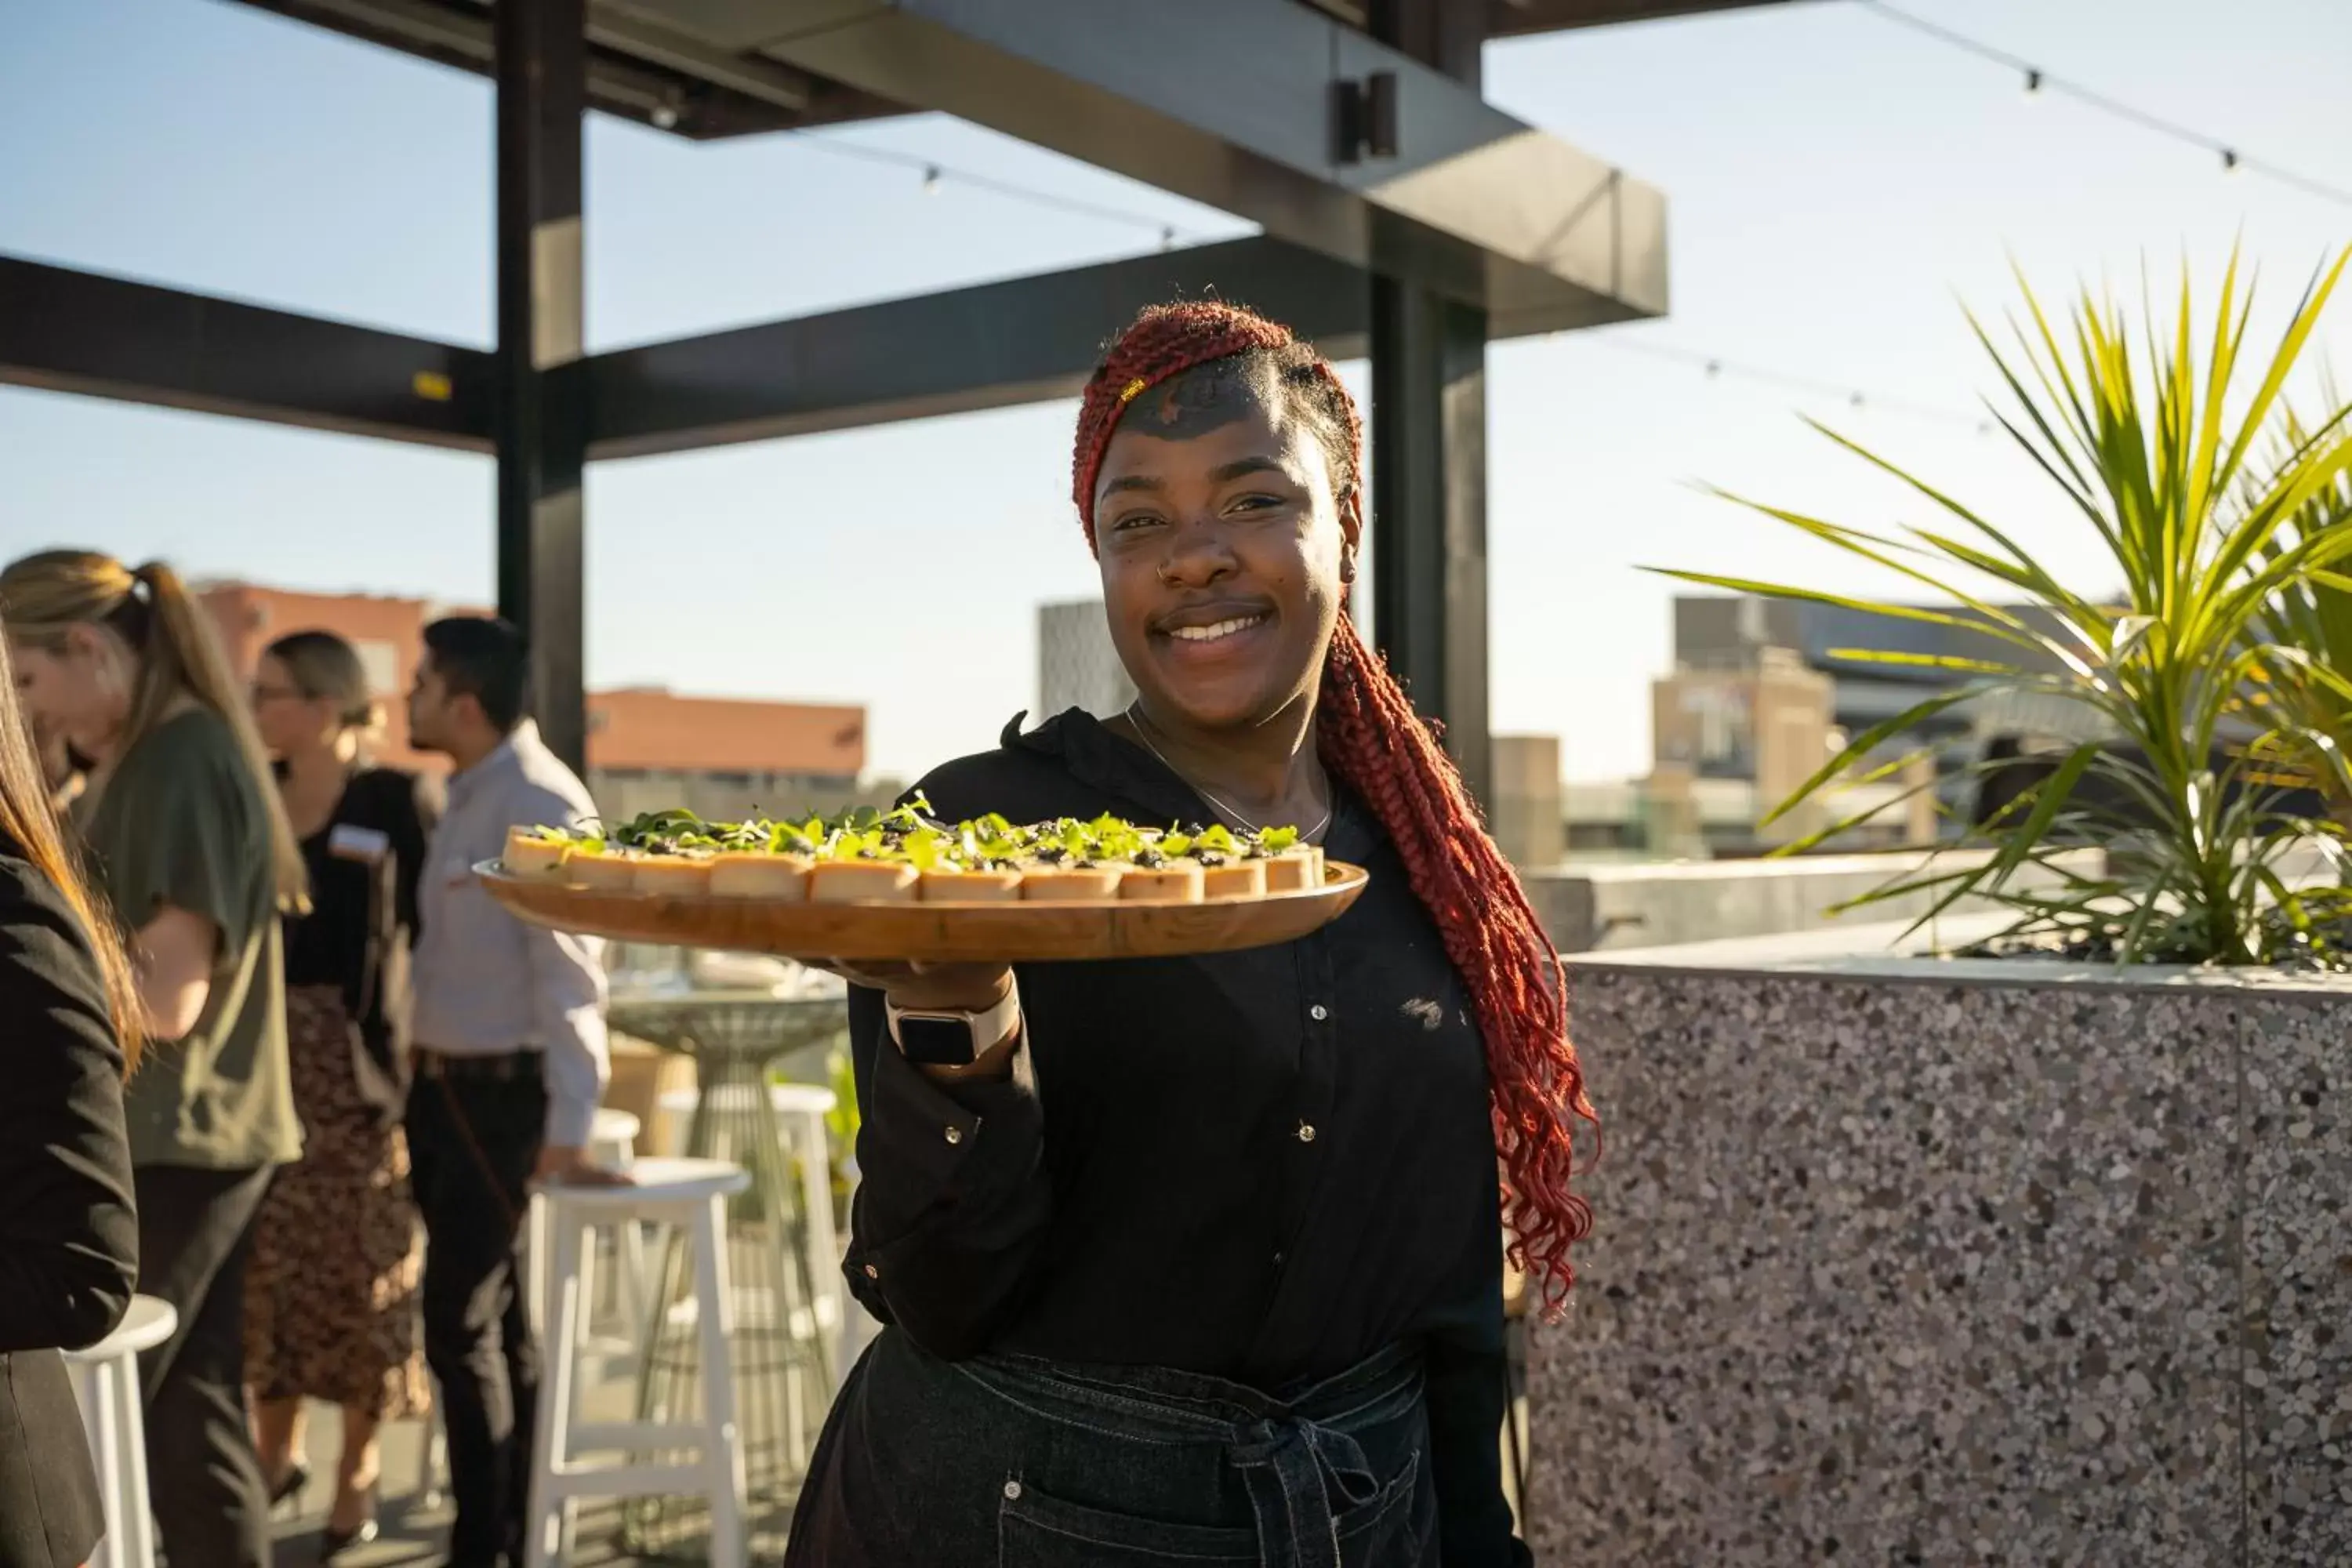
[
  {"xmin": 1261, "ymin": 848, "xmax": 1326, "ymax": 893},
  {"xmin": 1198, "ymin": 860, "xmax": 1268, "ymax": 899},
  {"xmin": 920, "ymin": 869, "xmax": 1025, "ymax": 903},
  {"xmin": 633, "ymin": 856, "xmax": 713, "ymax": 897},
  {"xmin": 568, "ymin": 852, "xmax": 644, "ymax": 893},
  {"xmin": 808, "ymin": 860, "xmax": 920, "ymax": 903},
  {"xmin": 1019, "ymin": 866, "xmax": 1122, "ymax": 902},
  {"xmin": 1120, "ymin": 862, "xmax": 1205, "ymax": 903},
  {"xmin": 503, "ymin": 829, "xmax": 572, "ymax": 880},
  {"xmin": 708, "ymin": 853, "xmax": 811, "ymax": 900}
]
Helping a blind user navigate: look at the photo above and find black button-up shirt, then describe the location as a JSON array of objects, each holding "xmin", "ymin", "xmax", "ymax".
[{"xmin": 842, "ymin": 709, "xmax": 1526, "ymax": 1565}]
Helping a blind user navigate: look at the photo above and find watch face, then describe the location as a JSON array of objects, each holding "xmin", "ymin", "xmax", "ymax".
[{"xmin": 898, "ymin": 1014, "xmax": 978, "ymax": 1067}]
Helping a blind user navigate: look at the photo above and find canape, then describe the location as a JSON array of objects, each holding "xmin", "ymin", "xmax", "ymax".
[
  {"xmin": 920, "ymin": 865, "xmax": 1025, "ymax": 902},
  {"xmin": 633, "ymin": 854, "xmax": 714, "ymax": 897},
  {"xmin": 807, "ymin": 856, "xmax": 920, "ymax": 904},
  {"xmin": 1117, "ymin": 848, "xmax": 1203, "ymax": 903},
  {"xmin": 1166, "ymin": 825, "xmax": 1265, "ymax": 898},
  {"xmin": 1018, "ymin": 859, "xmax": 1123, "ymax": 901},
  {"xmin": 566, "ymin": 845, "xmax": 644, "ymax": 893},
  {"xmin": 707, "ymin": 851, "xmax": 811, "ymax": 900},
  {"xmin": 503, "ymin": 826, "xmax": 573, "ymax": 880},
  {"xmin": 1195, "ymin": 856, "xmax": 1266, "ymax": 899},
  {"xmin": 1259, "ymin": 844, "xmax": 1325, "ymax": 893}
]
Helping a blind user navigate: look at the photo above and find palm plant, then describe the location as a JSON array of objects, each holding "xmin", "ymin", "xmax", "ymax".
[
  {"xmin": 1647, "ymin": 248, "xmax": 2352, "ymax": 965},
  {"xmin": 2242, "ymin": 391, "xmax": 2352, "ymax": 815}
]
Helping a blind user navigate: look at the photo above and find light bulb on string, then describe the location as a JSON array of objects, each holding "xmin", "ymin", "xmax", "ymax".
[
  {"xmin": 2022, "ymin": 67, "xmax": 2043, "ymax": 98},
  {"xmin": 2221, "ymin": 149, "xmax": 2241, "ymax": 175},
  {"xmin": 921, "ymin": 165, "xmax": 943, "ymax": 195},
  {"xmin": 1160, "ymin": 225, "xmax": 1177, "ymax": 252}
]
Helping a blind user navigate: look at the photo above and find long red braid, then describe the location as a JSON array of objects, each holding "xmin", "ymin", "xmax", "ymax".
[{"xmin": 1073, "ymin": 301, "xmax": 1596, "ymax": 1309}]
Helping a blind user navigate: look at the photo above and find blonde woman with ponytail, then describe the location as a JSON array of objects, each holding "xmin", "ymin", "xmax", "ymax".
[{"xmin": 2, "ymin": 549, "xmax": 304, "ymax": 1568}]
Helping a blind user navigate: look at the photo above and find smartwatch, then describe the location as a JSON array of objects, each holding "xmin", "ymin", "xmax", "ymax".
[{"xmin": 885, "ymin": 984, "xmax": 1022, "ymax": 1068}]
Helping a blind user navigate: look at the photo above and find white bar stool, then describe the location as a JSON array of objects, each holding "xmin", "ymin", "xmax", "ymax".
[
  {"xmin": 765, "ymin": 1083, "xmax": 848, "ymax": 1385},
  {"xmin": 64, "ymin": 1294, "xmax": 179, "ymax": 1568},
  {"xmin": 527, "ymin": 1106, "xmax": 648, "ymax": 1337},
  {"xmin": 657, "ymin": 1083, "xmax": 844, "ymax": 1343},
  {"xmin": 526, "ymin": 1156, "xmax": 751, "ymax": 1568}
]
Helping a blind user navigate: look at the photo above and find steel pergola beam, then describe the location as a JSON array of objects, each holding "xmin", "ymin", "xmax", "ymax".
[
  {"xmin": 630, "ymin": 0, "xmax": 1669, "ymax": 336},
  {"xmin": 494, "ymin": 0, "xmax": 591, "ymax": 771},
  {"xmin": 2, "ymin": 241, "xmax": 1367, "ymax": 465},
  {"xmin": 0, "ymin": 255, "xmax": 493, "ymax": 448},
  {"xmin": 1368, "ymin": 0, "xmax": 1493, "ymax": 807},
  {"xmin": 583, "ymin": 236, "xmax": 1377, "ymax": 460}
]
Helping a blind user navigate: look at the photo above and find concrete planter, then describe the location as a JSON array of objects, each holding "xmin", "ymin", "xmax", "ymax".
[{"xmin": 1524, "ymin": 916, "xmax": 2350, "ymax": 1566}]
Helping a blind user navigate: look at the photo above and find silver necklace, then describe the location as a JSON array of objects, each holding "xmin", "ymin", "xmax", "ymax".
[{"xmin": 1123, "ymin": 703, "xmax": 1335, "ymax": 841}]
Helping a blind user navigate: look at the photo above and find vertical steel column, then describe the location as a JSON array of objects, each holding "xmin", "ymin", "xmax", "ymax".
[
  {"xmin": 1368, "ymin": 0, "xmax": 1492, "ymax": 811},
  {"xmin": 495, "ymin": 0, "xmax": 589, "ymax": 771}
]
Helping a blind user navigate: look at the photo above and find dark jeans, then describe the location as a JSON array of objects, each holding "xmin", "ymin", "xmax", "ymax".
[
  {"xmin": 786, "ymin": 1330, "xmax": 1436, "ymax": 1567},
  {"xmin": 406, "ymin": 1062, "xmax": 546, "ymax": 1568},
  {"xmin": 134, "ymin": 1162, "xmax": 274, "ymax": 1568}
]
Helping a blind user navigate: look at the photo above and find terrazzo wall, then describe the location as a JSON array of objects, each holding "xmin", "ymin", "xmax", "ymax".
[{"xmin": 1523, "ymin": 948, "xmax": 2350, "ymax": 1566}]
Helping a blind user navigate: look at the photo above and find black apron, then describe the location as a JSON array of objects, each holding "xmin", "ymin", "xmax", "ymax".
[{"xmin": 786, "ymin": 1330, "xmax": 1437, "ymax": 1566}]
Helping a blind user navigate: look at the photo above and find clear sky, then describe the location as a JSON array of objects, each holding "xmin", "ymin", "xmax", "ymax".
[{"xmin": 2, "ymin": 0, "xmax": 2347, "ymax": 783}]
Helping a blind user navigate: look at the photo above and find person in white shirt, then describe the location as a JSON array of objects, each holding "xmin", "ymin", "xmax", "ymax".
[{"xmin": 405, "ymin": 615, "xmax": 619, "ymax": 1568}]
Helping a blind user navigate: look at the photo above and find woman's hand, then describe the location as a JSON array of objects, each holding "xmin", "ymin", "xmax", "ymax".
[
  {"xmin": 800, "ymin": 958, "xmax": 1022, "ymax": 1080},
  {"xmin": 805, "ymin": 958, "xmax": 1014, "ymax": 1014}
]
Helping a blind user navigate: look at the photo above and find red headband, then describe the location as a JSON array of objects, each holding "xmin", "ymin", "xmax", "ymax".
[{"xmin": 1070, "ymin": 303, "xmax": 1359, "ymax": 553}]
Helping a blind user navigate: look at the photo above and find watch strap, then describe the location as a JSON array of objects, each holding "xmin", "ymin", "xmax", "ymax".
[{"xmin": 885, "ymin": 983, "xmax": 1022, "ymax": 1067}]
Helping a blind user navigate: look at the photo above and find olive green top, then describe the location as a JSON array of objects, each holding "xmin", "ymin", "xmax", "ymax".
[{"xmin": 78, "ymin": 708, "xmax": 299, "ymax": 1170}]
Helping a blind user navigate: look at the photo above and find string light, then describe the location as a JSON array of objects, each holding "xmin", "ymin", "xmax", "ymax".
[
  {"xmin": 1584, "ymin": 335, "xmax": 1991, "ymax": 434},
  {"xmin": 789, "ymin": 132, "xmax": 1210, "ymax": 244},
  {"xmin": 757, "ymin": 8, "xmax": 2340, "ymax": 426},
  {"xmin": 1860, "ymin": 1, "xmax": 2352, "ymax": 211}
]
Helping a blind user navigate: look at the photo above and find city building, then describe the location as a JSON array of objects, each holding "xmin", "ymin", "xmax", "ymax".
[
  {"xmin": 1646, "ymin": 643, "xmax": 1937, "ymax": 856},
  {"xmin": 1037, "ymin": 600, "xmax": 1136, "ymax": 721},
  {"xmin": 1490, "ymin": 735, "xmax": 1566, "ymax": 869},
  {"xmin": 1672, "ymin": 593, "xmax": 2074, "ymax": 830},
  {"xmin": 198, "ymin": 581, "xmax": 877, "ymax": 822}
]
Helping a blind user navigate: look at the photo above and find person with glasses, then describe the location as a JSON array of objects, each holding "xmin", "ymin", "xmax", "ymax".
[{"xmin": 244, "ymin": 630, "xmax": 439, "ymax": 1559}]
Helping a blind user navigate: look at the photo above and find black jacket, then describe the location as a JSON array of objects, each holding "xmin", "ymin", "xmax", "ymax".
[
  {"xmin": 0, "ymin": 848, "xmax": 138, "ymax": 1568},
  {"xmin": 822, "ymin": 710, "xmax": 1528, "ymax": 1565}
]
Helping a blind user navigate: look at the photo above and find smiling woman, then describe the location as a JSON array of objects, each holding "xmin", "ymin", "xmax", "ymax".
[{"xmin": 785, "ymin": 303, "xmax": 1592, "ymax": 1568}]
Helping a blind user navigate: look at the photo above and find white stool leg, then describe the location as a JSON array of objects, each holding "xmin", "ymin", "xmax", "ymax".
[
  {"xmin": 692, "ymin": 1193, "xmax": 747, "ymax": 1568},
  {"xmin": 526, "ymin": 1188, "xmax": 550, "ymax": 1339},
  {"xmin": 618, "ymin": 1214, "xmax": 651, "ymax": 1352},
  {"xmin": 75, "ymin": 1359, "xmax": 122, "ymax": 1568},
  {"xmin": 113, "ymin": 1352, "xmax": 158, "ymax": 1568},
  {"xmin": 524, "ymin": 1208, "xmax": 586, "ymax": 1568},
  {"xmin": 795, "ymin": 1109, "xmax": 844, "ymax": 1385},
  {"xmin": 422, "ymin": 1404, "xmax": 448, "ymax": 1508}
]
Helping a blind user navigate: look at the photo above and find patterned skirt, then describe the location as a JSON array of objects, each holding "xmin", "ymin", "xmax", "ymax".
[{"xmin": 244, "ymin": 985, "xmax": 430, "ymax": 1420}]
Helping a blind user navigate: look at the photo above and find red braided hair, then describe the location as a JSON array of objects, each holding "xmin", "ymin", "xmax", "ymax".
[{"xmin": 1073, "ymin": 300, "xmax": 1596, "ymax": 1308}]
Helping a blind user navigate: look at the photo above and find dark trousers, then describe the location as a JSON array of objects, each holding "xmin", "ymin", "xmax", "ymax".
[
  {"xmin": 407, "ymin": 1064, "xmax": 547, "ymax": 1568},
  {"xmin": 134, "ymin": 1162, "xmax": 274, "ymax": 1568}
]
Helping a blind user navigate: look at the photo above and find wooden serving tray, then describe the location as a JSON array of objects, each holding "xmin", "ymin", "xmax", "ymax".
[{"xmin": 474, "ymin": 859, "xmax": 1369, "ymax": 962}]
